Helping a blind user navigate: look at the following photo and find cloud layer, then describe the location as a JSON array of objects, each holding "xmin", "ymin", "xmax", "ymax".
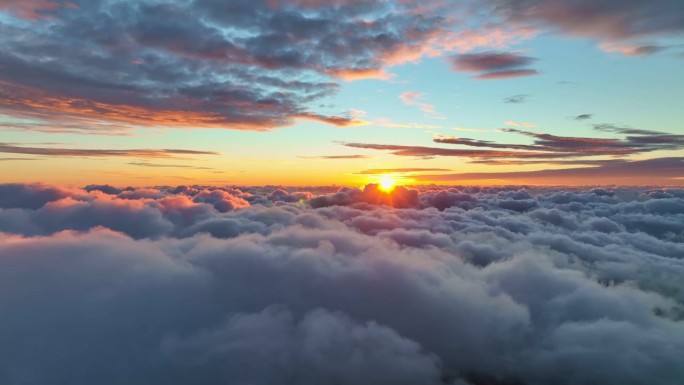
[
  {"xmin": 2, "ymin": 0, "xmax": 681, "ymax": 134},
  {"xmin": 0, "ymin": 0, "xmax": 492, "ymax": 133},
  {"xmin": 1, "ymin": 182, "xmax": 684, "ymax": 384}
]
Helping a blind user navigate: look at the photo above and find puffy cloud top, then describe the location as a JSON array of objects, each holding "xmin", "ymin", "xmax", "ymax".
[{"xmin": 1, "ymin": 182, "xmax": 684, "ymax": 384}]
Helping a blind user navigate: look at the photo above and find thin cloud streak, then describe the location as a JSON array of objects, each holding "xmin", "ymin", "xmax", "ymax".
[
  {"xmin": 298, "ymin": 155, "xmax": 371, "ymax": 160},
  {"xmin": 450, "ymin": 51, "xmax": 539, "ymax": 80},
  {"xmin": 356, "ymin": 168, "xmax": 452, "ymax": 175},
  {"xmin": 0, "ymin": 142, "xmax": 219, "ymax": 159},
  {"xmin": 127, "ymin": 162, "xmax": 215, "ymax": 170},
  {"xmin": 412, "ymin": 158, "xmax": 684, "ymax": 185}
]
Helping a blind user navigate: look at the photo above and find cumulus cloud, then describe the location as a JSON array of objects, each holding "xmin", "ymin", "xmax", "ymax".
[
  {"xmin": 1, "ymin": 182, "xmax": 684, "ymax": 384},
  {"xmin": 0, "ymin": 0, "xmax": 515, "ymax": 134},
  {"xmin": 0, "ymin": 0, "xmax": 681, "ymax": 137},
  {"xmin": 1, "ymin": 0, "xmax": 678, "ymax": 137}
]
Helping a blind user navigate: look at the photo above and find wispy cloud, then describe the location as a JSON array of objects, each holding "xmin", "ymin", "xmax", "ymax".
[
  {"xmin": 0, "ymin": 157, "xmax": 43, "ymax": 161},
  {"xmin": 504, "ymin": 94, "xmax": 530, "ymax": 104},
  {"xmin": 298, "ymin": 155, "xmax": 370, "ymax": 160},
  {"xmin": 411, "ymin": 157, "xmax": 684, "ymax": 184},
  {"xmin": 449, "ymin": 52, "xmax": 538, "ymax": 80},
  {"xmin": 127, "ymin": 162, "xmax": 215, "ymax": 170},
  {"xmin": 399, "ymin": 92, "xmax": 445, "ymax": 119},
  {"xmin": 342, "ymin": 126, "xmax": 684, "ymax": 160},
  {"xmin": 0, "ymin": 142, "xmax": 219, "ymax": 159},
  {"xmin": 505, "ymin": 121, "xmax": 536, "ymax": 128},
  {"xmin": 342, "ymin": 142, "xmax": 577, "ymax": 159},
  {"xmin": 372, "ymin": 118, "xmax": 442, "ymax": 130},
  {"xmin": 356, "ymin": 168, "xmax": 452, "ymax": 175}
]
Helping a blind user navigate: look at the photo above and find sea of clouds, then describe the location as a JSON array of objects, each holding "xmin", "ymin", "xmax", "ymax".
[{"xmin": 1, "ymin": 182, "xmax": 683, "ymax": 385}]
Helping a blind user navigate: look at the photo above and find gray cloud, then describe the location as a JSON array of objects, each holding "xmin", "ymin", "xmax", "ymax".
[
  {"xmin": 0, "ymin": 0, "xmax": 465, "ymax": 133},
  {"xmin": 450, "ymin": 52, "xmax": 539, "ymax": 79},
  {"xmin": 468, "ymin": 159, "xmax": 628, "ymax": 166},
  {"xmin": 344, "ymin": 127, "xmax": 684, "ymax": 167},
  {"xmin": 504, "ymin": 94, "xmax": 530, "ymax": 104},
  {"xmin": 342, "ymin": 142, "xmax": 578, "ymax": 159},
  {"xmin": 412, "ymin": 157, "xmax": 684, "ymax": 185},
  {"xmin": 490, "ymin": 0, "xmax": 684, "ymax": 45}
]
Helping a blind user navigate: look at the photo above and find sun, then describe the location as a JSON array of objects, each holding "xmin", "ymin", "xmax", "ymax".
[{"xmin": 378, "ymin": 176, "xmax": 396, "ymax": 192}]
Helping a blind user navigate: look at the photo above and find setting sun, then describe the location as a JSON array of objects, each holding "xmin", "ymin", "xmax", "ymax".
[{"xmin": 378, "ymin": 176, "xmax": 396, "ymax": 192}]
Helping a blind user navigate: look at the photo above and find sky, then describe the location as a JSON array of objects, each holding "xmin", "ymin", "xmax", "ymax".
[{"xmin": 0, "ymin": 0, "xmax": 683, "ymax": 186}]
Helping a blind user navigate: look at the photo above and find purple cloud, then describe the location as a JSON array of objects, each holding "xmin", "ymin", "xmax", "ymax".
[{"xmin": 450, "ymin": 51, "xmax": 539, "ymax": 79}]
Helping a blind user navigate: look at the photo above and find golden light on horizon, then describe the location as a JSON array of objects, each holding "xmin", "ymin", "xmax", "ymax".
[{"xmin": 378, "ymin": 175, "xmax": 396, "ymax": 192}]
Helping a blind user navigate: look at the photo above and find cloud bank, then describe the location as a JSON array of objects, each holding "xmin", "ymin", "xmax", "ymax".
[
  {"xmin": 0, "ymin": 0, "xmax": 503, "ymax": 133},
  {"xmin": 1, "ymin": 182, "xmax": 684, "ymax": 384},
  {"xmin": 2, "ymin": 0, "xmax": 681, "ymax": 134}
]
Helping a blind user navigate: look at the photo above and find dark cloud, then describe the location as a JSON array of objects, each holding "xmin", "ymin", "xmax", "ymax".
[
  {"xmin": 450, "ymin": 51, "xmax": 539, "ymax": 79},
  {"xmin": 0, "ymin": 142, "xmax": 219, "ymax": 159},
  {"xmin": 0, "ymin": 183, "xmax": 78, "ymax": 209},
  {"xmin": 310, "ymin": 183, "xmax": 419, "ymax": 209},
  {"xmin": 0, "ymin": 0, "xmax": 680, "ymax": 137},
  {"xmin": 593, "ymin": 124, "xmax": 668, "ymax": 136},
  {"xmin": 574, "ymin": 114, "xmax": 593, "ymax": 120},
  {"xmin": 1, "ymin": 182, "xmax": 684, "ymax": 384},
  {"xmin": 468, "ymin": 159, "xmax": 628, "ymax": 166},
  {"xmin": 504, "ymin": 94, "xmax": 530, "ymax": 104},
  {"xmin": 0, "ymin": 0, "xmax": 473, "ymax": 133},
  {"xmin": 412, "ymin": 157, "xmax": 684, "ymax": 185},
  {"xmin": 475, "ymin": 69, "xmax": 539, "ymax": 79},
  {"xmin": 491, "ymin": 0, "xmax": 684, "ymax": 46},
  {"xmin": 84, "ymin": 184, "xmax": 127, "ymax": 195},
  {"xmin": 498, "ymin": 127, "xmax": 684, "ymax": 154},
  {"xmin": 629, "ymin": 45, "xmax": 666, "ymax": 56},
  {"xmin": 346, "ymin": 127, "xmax": 684, "ymax": 166},
  {"xmin": 268, "ymin": 189, "xmax": 314, "ymax": 203},
  {"xmin": 342, "ymin": 142, "xmax": 577, "ymax": 159}
]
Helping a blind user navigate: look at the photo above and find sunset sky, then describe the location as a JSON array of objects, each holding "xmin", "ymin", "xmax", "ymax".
[
  {"xmin": 1, "ymin": 0, "xmax": 683, "ymax": 186},
  {"xmin": 3, "ymin": 2, "xmax": 684, "ymax": 384}
]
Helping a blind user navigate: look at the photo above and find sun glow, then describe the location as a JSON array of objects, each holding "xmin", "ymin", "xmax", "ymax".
[{"xmin": 378, "ymin": 176, "xmax": 396, "ymax": 192}]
